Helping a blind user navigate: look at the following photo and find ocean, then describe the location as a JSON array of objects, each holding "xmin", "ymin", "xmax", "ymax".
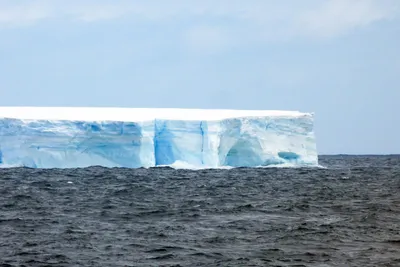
[{"xmin": 1, "ymin": 155, "xmax": 399, "ymax": 266}]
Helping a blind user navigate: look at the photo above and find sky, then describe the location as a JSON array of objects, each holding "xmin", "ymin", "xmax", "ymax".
[{"xmin": 0, "ymin": 0, "xmax": 399, "ymax": 155}]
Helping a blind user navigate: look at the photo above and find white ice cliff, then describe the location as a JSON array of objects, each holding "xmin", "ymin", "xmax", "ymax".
[{"xmin": 0, "ymin": 107, "xmax": 318, "ymax": 168}]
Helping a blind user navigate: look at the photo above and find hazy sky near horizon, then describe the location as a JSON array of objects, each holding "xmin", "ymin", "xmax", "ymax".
[{"xmin": 0, "ymin": 0, "xmax": 399, "ymax": 154}]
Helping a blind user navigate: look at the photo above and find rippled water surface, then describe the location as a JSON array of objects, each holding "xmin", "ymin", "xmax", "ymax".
[{"xmin": 1, "ymin": 155, "xmax": 400, "ymax": 266}]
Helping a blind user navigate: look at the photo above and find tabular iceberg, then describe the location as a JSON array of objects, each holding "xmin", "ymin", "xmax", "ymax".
[{"xmin": 0, "ymin": 107, "xmax": 318, "ymax": 168}]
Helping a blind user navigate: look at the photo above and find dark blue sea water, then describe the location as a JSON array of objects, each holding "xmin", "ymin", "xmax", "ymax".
[{"xmin": 1, "ymin": 155, "xmax": 400, "ymax": 266}]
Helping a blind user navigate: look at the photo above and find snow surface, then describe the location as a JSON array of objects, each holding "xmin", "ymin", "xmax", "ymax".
[
  {"xmin": 0, "ymin": 107, "xmax": 318, "ymax": 169},
  {"xmin": 0, "ymin": 107, "xmax": 307, "ymax": 121}
]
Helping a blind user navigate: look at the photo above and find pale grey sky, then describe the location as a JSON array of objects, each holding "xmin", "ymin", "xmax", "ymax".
[{"xmin": 0, "ymin": 0, "xmax": 399, "ymax": 154}]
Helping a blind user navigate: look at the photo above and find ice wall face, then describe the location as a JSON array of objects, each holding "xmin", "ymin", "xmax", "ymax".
[
  {"xmin": 0, "ymin": 119, "xmax": 155, "ymax": 168},
  {"xmin": 0, "ymin": 107, "xmax": 318, "ymax": 168},
  {"xmin": 218, "ymin": 116, "xmax": 316, "ymax": 167}
]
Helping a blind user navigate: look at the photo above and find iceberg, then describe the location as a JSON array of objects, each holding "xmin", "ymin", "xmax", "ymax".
[{"xmin": 0, "ymin": 107, "xmax": 318, "ymax": 168}]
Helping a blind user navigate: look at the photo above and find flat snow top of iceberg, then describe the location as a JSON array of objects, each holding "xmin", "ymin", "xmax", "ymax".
[{"xmin": 0, "ymin": 107, "xmax": 312, "ymax": 122}]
